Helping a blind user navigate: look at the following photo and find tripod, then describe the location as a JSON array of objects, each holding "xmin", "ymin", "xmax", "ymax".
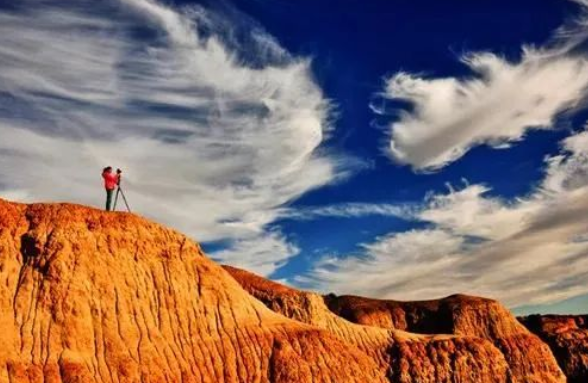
[{"xmin": 113, "ymin": 183, "xmax": 131, "ymax": 213}]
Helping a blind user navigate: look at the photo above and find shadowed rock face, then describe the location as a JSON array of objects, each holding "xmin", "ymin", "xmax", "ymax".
[
  {"xmin": 0, "ymin": 198, "xmax": 563, "ymax": 383},
  {"xmin": 225, "ymin": 266, "xmax": 566, "ymax": 383},
  {"xmin": 519, "ymin": 315, "xmax": 588, "ymax": 383}
]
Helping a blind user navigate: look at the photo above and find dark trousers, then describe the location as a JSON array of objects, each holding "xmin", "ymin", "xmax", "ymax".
[{"xmin": 105, "ymin": 189, "xmax": 115, "ymax": 211}]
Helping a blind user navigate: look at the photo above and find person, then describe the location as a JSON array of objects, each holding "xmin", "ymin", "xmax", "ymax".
[{"xmin": 102, "ymin": 166, "xmax": 121, "ymax": 211}]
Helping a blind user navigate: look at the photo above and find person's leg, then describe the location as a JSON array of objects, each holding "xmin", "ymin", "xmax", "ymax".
[{"xmin": 106, "ymin": 189, "xmax": 113, "ymax": 211}]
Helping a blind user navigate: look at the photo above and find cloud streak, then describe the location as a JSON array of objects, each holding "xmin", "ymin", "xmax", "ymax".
[
  {"xmin": 0, "ymin": 0, "xmax": 349, "ymax": 275},
  {"xmin": 277, "ymin": 202, "xmax": 414, "ymax": 221},
  {"xmin": 377, "ymin": 1, "xmax": 588, "ymax": 171}
]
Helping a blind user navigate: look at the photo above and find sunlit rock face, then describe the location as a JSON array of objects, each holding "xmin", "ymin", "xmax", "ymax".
[
  {"xmin": 225, "ymin": 266, "xmax": 565, "ymax": 383},
  {"xmin": 323, "ymin": 294, "xmax": 567, "ymax": 382},
  {"xmin": 0, "ymin": 198, "xmax": 565, "ymax": 383},
  {"xmin": 0, "ymin": 199, "xmax": 386, "ymax": 383}
]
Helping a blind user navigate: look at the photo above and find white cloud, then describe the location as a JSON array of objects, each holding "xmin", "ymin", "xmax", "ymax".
[
  {"xmin": 277, "ymin": 202, "xmax": 414, "ymax": 221},
  {"xmin": 419, "ymin": 185, "xmax": 538, "ymax": 241},
  {"xmin": 378, "ymin": 1, "xmax": 588, "ymax": 171},
  {"xmin": 299, "ymin": 128, "xmax": 588, "ymax": 307},
  {"xmin": 0, "ymin": 0, "xmax": 351, "ymax": 275},
  {"xmin": 212, "ymin": 232, "xmax": 299, "ymax": 276}
]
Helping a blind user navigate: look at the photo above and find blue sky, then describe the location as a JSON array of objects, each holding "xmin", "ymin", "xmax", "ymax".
[{"xmin": 1, "ymin": 0, "xmax": 588, "ymax": 314}]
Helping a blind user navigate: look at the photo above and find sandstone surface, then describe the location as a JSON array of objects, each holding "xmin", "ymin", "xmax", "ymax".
[
  {"xmin": 323, "ymin": 294, "xmax": 565, "ymax": 383},
  {"xmin": 0, "ymin": 200, "xmax": 386, "ymax": 383},
  {"xmin": 225, "ymin": 267, "xmax": 564, "ymax": 383},
  {"xmin": 519, "ymin": 314, "xmax": 588, "ymax": 383},
  {"xmin": 0, "ymin": 199, "xmax": 566, "ymax": 382}
]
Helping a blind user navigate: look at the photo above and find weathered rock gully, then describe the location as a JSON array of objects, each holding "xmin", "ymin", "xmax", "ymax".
[
  {"xmin": 519, "ymin": 315, "xmax": 588, "ymax": 383},
  {"xmin": 0, "ymin": 199, "xmax": 572, "ymax": 382}
]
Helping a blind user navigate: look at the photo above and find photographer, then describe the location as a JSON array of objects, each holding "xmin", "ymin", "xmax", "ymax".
[{"xmin": 101, "ymin": 166, "xmax": 122, "ymax": 211}]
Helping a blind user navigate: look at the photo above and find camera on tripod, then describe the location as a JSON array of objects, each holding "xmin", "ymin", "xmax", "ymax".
[{"xmin": 113, "ymin": 169, "xmax": 131, "ymax": 213}]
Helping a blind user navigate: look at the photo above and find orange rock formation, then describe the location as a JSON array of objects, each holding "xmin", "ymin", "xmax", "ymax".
[
  {"xmin": 0, "ymin": 200, "xmax": 385, "ymax": 383},
  {"xmin": 0, "ymin": 198, "xmax": 566, "ymax": 382},
  {"xmin": 322, "ymin": 294, "xmax": 566, "ymax": 382},
  {"xmin": 519, "ymin": 315, "xmax": 588, "ymax": 383},
  {"xmin": 225, "ymin": 267, "xmax": 565, "ymax": 383}
]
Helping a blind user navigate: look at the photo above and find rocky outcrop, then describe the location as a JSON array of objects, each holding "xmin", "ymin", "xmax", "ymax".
[
  {"xmin": 323, "ymin": 294, "xmax": 565, "ymax": 383},
  {"xmin": 519, "ymin": 315, "xmax": 588, "ymax": 383},
  {"xmin": 0, "ymin": 198, "xmax": 565, "ymax": 383},
  {"xmin": 223, "ymin": 266, "xmax": 514, "ymax": 382},
  {"xmin": 0, "ymin": 199, "xmax": 387, "ymax": 383},
  {"xmin": 225, "ymin": 266, "xmax": 565, "ymax": 383}
]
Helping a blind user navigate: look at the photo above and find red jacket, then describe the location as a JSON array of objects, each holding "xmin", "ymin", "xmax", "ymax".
[{"xmin": 102, "ymin": 171, "xmax": 119, "ymax": 190}]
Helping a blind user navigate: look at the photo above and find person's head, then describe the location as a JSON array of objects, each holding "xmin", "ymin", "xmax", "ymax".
[{"xmin": 103, "ymin": 166, "xmax": 113, "ymax": 173}]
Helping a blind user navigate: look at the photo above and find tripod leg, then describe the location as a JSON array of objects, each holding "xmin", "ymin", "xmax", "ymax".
[
  {"xmin": 119, "ymin": 188, "xmax": 132, "ymax": 213},
  {"xmin": 113, "ymin": 188, "xmax": 120, "ymax": 211}
]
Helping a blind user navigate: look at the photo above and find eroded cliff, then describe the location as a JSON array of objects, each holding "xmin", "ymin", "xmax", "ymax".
[
  {"xmin": 224, "ymin": 267, "xmax": 565, "ymax": 383},
  {"xmin": 323, "ymin": 294, "xmax": 565, "ymax": 383},
  {"xmin": 519, "ymin": 314, "xmax": 588, "ymax": 383},
  {"xmin": 223, "ymin": 266, "xmax": 520, "ymax": 382},
  {"xmin": 0, "ymin": 198, "xmax": 566, "ymax": 383},
  {"xmin": 0, "ymin": 200, "xmax": 386, "ymax": 383}
]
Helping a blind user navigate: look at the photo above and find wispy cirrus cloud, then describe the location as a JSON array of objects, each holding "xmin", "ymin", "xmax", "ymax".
[
  {"xmin": 276, "ymin": 202, "xmax": 414, "ymax": 221},
  {"xmin": 0, "ymin": 0, "xmax": 353, "ymax": 275},
  {"xmin": 376, "ymin": 0, "xmax": 588, "ymax": 171},
  {"xmin": 299, "ymin": 127, "xmax": 588, "ymax": 307}
]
